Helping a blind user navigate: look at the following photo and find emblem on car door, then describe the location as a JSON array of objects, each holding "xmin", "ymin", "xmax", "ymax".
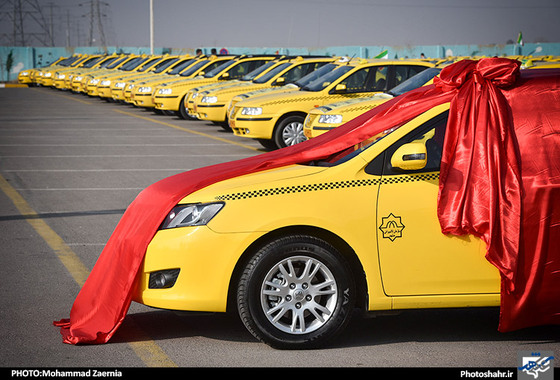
[{"xmin": 379, "ymin": 213, "xmax": 405, "ymax": 241}]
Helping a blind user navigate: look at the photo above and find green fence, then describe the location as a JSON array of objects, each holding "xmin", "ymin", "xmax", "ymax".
[{"xmin": 1, "ymin": 42, "xmax": 559, "ymax": 82}]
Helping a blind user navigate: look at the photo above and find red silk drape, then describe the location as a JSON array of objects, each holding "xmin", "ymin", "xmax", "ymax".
[
  {"xmin": 54, "ymin": 58, "xmax": 560, "ymax": 344},
  {"xmin": 435, "ymin": 59, "xmax": 523, "ymax": 291}
]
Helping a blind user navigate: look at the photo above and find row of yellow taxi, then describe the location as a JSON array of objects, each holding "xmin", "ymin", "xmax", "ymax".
[{"xmin": 20, "ymin": 52, "xmax": 560, "ymax": 151}]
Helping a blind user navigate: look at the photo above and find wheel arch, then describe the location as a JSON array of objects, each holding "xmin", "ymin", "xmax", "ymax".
[
  {"xmin": 273, "ymin": 111, "xmax": 308, "ymax": 131},
  {"xmin": 226, "ymin": 225, "xmax": 369, "ymax": 314}
]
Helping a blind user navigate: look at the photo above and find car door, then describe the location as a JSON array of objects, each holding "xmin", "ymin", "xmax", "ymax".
[{"xmin": 373, "ymin": 110, "xmax": 500, "ymax": 296}]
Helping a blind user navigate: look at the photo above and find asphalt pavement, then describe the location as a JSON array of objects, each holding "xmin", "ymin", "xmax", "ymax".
[{"xmin": 0, "ymin": 86, "xmax": 558, "ymax": 372}]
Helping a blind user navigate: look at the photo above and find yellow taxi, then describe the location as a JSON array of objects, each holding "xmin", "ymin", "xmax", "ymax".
[
  {"xmin": 121, "ymin": 55, "xmax": 196, "ymax": 103},
  {"xmin": 52, "ymin": 54, "xmax": 105, "ymax": 89},
  {"xmin": 109, "ymin": 55, "xmax": 182, "ymax": 101},
  {"xmin": 59, "ymin": 54, "xmax": 124, "ymax": 91},
  {"xmin": 182, "ymin": 56, "xmax": 294, "ymax": 120},
  {"xmin": 129, "ymin": 55, "xmax": 236, "ymax": 110},
  {"xmin": 18, "ymin": 55, "xmax": 66, "ymax": 85},
  {"xmin": 152, "ymin": 55, "xmax": 279, "ymax": 118},
  {"xmin": 77, "ymin": 54, "xmax": 139, "ymax": 94},
  {"xmin": 31, "ymin": 54, "xmax": 84, "ymax": 86},
  {"xmin": 132, "ymin": 64, "xmax": 559, "ymax": 349},
  {"xmin": 190, "ymin": 56, "xmax": 337, "ymax": 125},
  {"xmin": 304, "ymin": 66, "xmax": 445, "ymax": 138},
  {"xmin": 229, "ymin": 59, "xmax": 436, "ymax": 150},
  {"xmin": 66, "ymin": 54, "xmax": 125, "ymax": 92},
  {"xmin": 93, "ymin": 55, "xmax": 166, "ymax": 99},
  {"xmin": 224, "ymin": 59, "xmax": 348, "ymax": 124},
  {"xmin": 37, "ymin": 54, "xmax": 92, "ymax": 87}
]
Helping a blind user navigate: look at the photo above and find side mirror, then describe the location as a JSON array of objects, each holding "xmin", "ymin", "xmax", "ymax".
[
  {"xmin": 219, "ymin": 72, "xmax": 230, "ymax": 80},
  {"xmin": 273, "ymin": 77, "xmax": 285, "ymax": 86},
  {"xmin": 391, "ymin": 142, "xmax": 427, "ymax": 170},
  {"xmin": 333, "ymin": 84, "xmax": 347, "ymax": 93}
]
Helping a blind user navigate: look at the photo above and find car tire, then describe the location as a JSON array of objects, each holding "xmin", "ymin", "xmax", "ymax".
[
  {"xmin": 237, "ymin": 235, "xmax": 356, "ymax": 349},
  {"xmin": 273, "ymin": 115, "xmax": 307, "ymax": 149},
  {"xmin": 256, "ymin": 138, "xmax": 278, "ymax": 151},
  {"xmin": 176, "ymin": 95, "xmax": 195, "ymax": 120}
]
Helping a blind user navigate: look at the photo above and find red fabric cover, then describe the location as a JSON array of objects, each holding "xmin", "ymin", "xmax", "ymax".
[{"xmin": 54, "ymin": 59, "xmax": 560, "ymax": 344}]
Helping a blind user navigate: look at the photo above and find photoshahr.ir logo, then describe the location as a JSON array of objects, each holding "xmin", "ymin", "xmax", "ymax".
[{"xmin": 518, "ymin": 351, "xmax": 554, "ymax": 380}]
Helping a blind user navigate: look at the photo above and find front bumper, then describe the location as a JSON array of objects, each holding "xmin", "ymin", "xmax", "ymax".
[
  {"xmin": 133, "ymin": 225, "xmax": 261, "ymax": 312},
  {"xmin": 194, "ymin": 103, "xmax": 227, "ymax": 122},
  {"xmin": 229, "ymin": 107, "xmax": 276, "ymax": 140},
  {"xmin": 153, "ymin": 94, "xmax": 181, "ymax": 111}
]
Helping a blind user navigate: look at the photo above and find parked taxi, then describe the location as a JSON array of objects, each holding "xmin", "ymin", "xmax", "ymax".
[
  {"xmin": 94, "ymin": 55, "xmax": 165, "ymax": 99},
  {"xmin": 132, "ymin": 65, "xmax": 559, "ymax": 349},
  {"xmin": 129, "ymin": 55, "xmax": 235, "ymax": 110},
  {"xmin": 229, "ymin": 59, "xmax": 436, "ymax": 149},
  {"xmin": 304, "ymin": 66, "xmax": 445, "ymax": 138},
  {"xmin": 18, "ymin": 56, "xmax": 66, "ymax": 85},
  {"xmin": 78, "ymin": 54, "xmax": 140, "ymax": 94},
  {"xmin": 38, "ymin": 54, "xmax": 92, "ymax": 87},
  {"xmin": 109, "ymin": 55, "xmax": 182, "ymax": 101},
  {"xmin": 224, "ymin": 60, "xmax": 347, "ymax": 125},
  {"xmin": 121, "ymin": 55, "xmax": 196, "ymax": 103},
  {"xmin": 152, "ymin": 55, "xmax": 279, "ymax": 118},
  {"xmin": 190, "ymin": 56, "xmax": 336, "ymax": 125}
]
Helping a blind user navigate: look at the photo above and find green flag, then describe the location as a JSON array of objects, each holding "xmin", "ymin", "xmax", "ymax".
[{"xmin": 374, "ymin": 50, "xmax": 388, "ymax": 59}]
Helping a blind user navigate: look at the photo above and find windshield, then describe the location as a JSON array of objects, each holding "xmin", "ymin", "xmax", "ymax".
[
  {"xmin": 167, "ymin": 59, "xmax": 196, "ymax": 75},
  {"xmin": 302, "ymin": 65, "xmax": 355, "ymax": 91},
  {"xmin": 106, "ymin": 56, "xmax": 129, "ymax": 69},
  {"xmin": 151, "ymin": 58, "xmax": 180, "ymax": 73},
  {"xmin": 179, "ymin": 60, "xmax": 210, "ymax": 76},
  {"xmin": 98, "ymin": 57, "xmax": 118, "ymax": 68},
  {"xmin": 204, "ymin": 60, "xmax": 237, "ymax": 78},
  {"xmin": 119, "ymin": 57, "xmax": 146, "ymax": 71},
  {"xmin": 240, "ymin": 61, "xmax": 279, "ymax": 81},
  {"xmin": 388, "ymin": 67, "xmax": 442, "ymax": 96},
  {"xmin": 292, "ymin": 63, "xmax": 338, "ymax": 88},
  {"xmin": 82, "ymin": 56, "xmax": 104, "ymax": 68},
  {"xmin": 308, "ymin": 125, "xmax": 401, "ymax": 167},
  {"xmin": 137, "ymin": 58, "xmax": 162, "ymax": 72},
  {"xmin": 253, "ymin": 62, "xmax": 292, "ymax": 84}
]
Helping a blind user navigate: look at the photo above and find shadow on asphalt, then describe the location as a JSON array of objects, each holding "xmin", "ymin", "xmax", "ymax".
[{"xmin": 111, "ymin": 307, "xmax": 560, "ymax": 349}]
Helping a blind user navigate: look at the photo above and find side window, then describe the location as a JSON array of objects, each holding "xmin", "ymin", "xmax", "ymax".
[
  {"xmin": 338, "ymin": 67, "xmax": 371, "ymax": 93},
  {"xmin": 282, "ymin": 62, "xmax": 324, "ymax": 83},
  {"xmin": 369, "ymin": 66, "xmax": 388, "ymax": 91},
  {"xmin": 383, "ymin": 112, "xmax": 448, "ymax": 175},
  {"xmin": 393, "ymin": 65, "xmax": 428, "ymax": 87},
  {"xmin": 365, "ymin": 111, "xmax": 448, "ymax": 175},
  {"xmin": 228, "ymin": 60, "xmax": 268, "ymax": 79}
]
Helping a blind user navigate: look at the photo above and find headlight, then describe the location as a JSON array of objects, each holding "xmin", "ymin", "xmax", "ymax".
[
  {"xmin": 201, "ymin": 96, "xmax": 218, "ymax": 104},
  {"xmin": 318, "ymin": 114, "xmax": 343, "ymax": 124},
  {"xmin": 138, "ymin": 86, "xmax": 152, "ymax": 93},
  {"xmin": 90, "ymin": 78, "xmax": 99, "ymax": 85},
  {"xmin": 20, "ymin": 71, "xmax": 29, "ymax": 76},
  {"xmin": 160, "ymin": 203, "xmax": 224, "ymax": 229},
  {"xmin": 241, "ymin": 107, "xmax": 262, "ymax": 116},
  {"xmin": 100, "ymin": 80, "xmax": 111, "ymax": 86},
  {"xmin": 158, "ymin": 88, "xmax": 172, "ymax": 95},
  {"xmin": 44, "ymin": 72, "xmax": 52, "ymax": 77},
  {"xmin": 115, "ymin": 82, "xmax": 126, "ymax": 88},
  {"xmin": 75, "ymin": 76, "xmax": 83, "ymax": 81},
  {"xmin": 57, "ymin": 74, "xmax": 65, "ymax": 79}
]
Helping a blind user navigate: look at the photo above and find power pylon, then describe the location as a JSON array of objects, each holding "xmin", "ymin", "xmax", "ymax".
[{"xmin": 0, "ymin": 0, "xmax": 54, "ymax": 46}]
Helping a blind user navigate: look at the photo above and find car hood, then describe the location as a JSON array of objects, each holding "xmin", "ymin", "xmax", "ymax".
[{"xmin": 179, "ymin": 163, "xmax": 329, "ymax": 204}]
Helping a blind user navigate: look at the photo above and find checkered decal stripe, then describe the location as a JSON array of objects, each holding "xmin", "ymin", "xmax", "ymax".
[{"xmin": 215, "ymin": 173, "xmax": 439, "ymax": 201}]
